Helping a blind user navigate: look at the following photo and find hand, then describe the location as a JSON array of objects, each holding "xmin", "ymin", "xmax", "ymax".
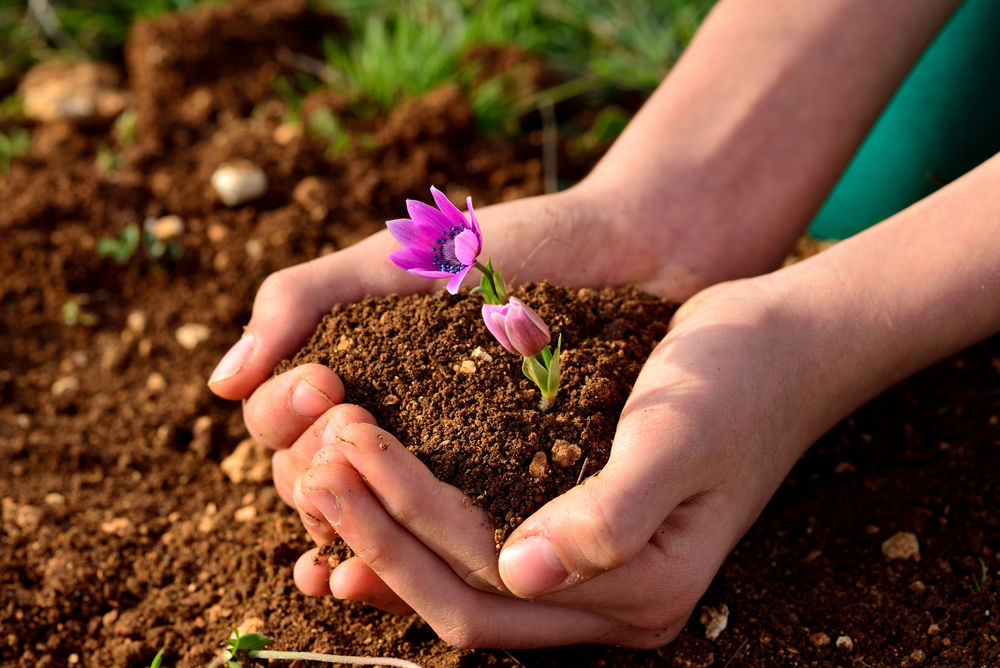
[
  {"xmin": 209, "ymin": 179, "xmax": 757, "ymax": 507},
  {"xmin": 288, "ymin": 275, "xmax": 855, "ymax": 648}
]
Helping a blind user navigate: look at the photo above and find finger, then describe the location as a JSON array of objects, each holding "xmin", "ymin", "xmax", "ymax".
[
  {"xmin": 331, "ymin": 423, "xmax": 502, "ymax": 592},
  {"xmin": 498, "ymin": 340, "xmax": 712, "ymax": 598},
  {"xmin": 293, "ymin": 548, "xmax": 333, "ymax": 596},
  {"xmin": 299, "ymin": 453, "xmax": 653, "ymax": 649},
  {"xmin": 287, "ymin": 405, "xmax": 379, "ymax": 541},
  {"xmin": 242, "ymin": 363, "xmax": 344, "ymax": 450},
  {"xmin": 207, "ymin": 232, "xmax": 426, "ymax": 400},
  {"xmin": 330, "ymin": 557, "xmax": 415, "ymax": 616}
]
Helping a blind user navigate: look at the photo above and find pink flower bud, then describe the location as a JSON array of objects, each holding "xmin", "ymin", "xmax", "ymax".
[{"xmin": 482, "ymin": 297, "xmax": 551, "ymax": 358}]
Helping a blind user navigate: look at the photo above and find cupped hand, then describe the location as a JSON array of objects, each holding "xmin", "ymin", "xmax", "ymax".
[
  {"xmin": 210, "ymin": 180, "xmax": 745, "ymax": 504},
  {"xmin": 287, "ymin": 275, "xmax": 854, "ymax": 648}
]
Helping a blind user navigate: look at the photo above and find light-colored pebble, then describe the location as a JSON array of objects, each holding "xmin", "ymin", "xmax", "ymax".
[
  {"xmin": 44, "ymin": 492, "xmax": 66, "ymax": 507},
  {"xmin": 146, "ymin": 372, "xmax": 167, "ymax": 394},
  {"xmin": 126, "ymin": 310, "xmax": 147, "ymax": 334},
  {"xmin": 149, "ymin": 215, "xmax": 185, "ymax": 241},
  {"xmin": 220, "ymin": 438, "xmax": 271, "ymax": 484},
  {"xmin": 175, "ymin": 323, "xmax": 211, "ymax": 350},
  {"xmin": 234, "ymin": 505, "xmax": 258, "ymax": 522},
  {"xmin": 51, "ymin": 376, "xmax": 79, "ymax": 399},
  {"xmin": 211, "ymin": 162, "xmax": 268, "ymax": 207},
  {"xmin": 455, "ymin": 360, "xmax": 477, "ymax": 374},
  {"xmin": 207, "ymin": 223, "xmax": 228, "ymax": 242},
  {"xmin": 471, "ymin": 346, "xmax": 493, "ymax": 362},
  {"xmin": 19, "ymin": 61, "xmax": 126, "ymax": 123},
  {"xmin": 836, "ymin": 635, "xmax": 854, "ymax": 651},
  {"xmin": 529, "ymin": 451, "xmax": 549, "ymax": 479},
  {"xmin": 245, "ymin": 238, "xmax": 263, "ymax": 262},
  {"xmin": 810, "ymin": 632, "xmax": 830, "ymax": 647},
  {"xmin": 101, "ymin": 517, "xmax": 133, "ymax": 536},
  {"xmin": 700, "ymin": 604, "xmax": 729, "ymax": 640},
  {"xmin": 882, "ymin": 531, "xmax": 920, "ymax": 560},
  {"xmin": 551, "ymin": 439, "xmax": 582, "ymax": 467},
  {"xmin": 2, "ymin": 498, "xmax": 43, "ymax": 534}
]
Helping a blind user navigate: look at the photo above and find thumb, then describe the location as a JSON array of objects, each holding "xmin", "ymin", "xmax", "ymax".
[
  {"xmin": 207, "ymin": 232, "xmax": 423, "ymax": 400},
  {"xmin": 498, "ymin": 366, "xmax": 708, "ymax": 598}
]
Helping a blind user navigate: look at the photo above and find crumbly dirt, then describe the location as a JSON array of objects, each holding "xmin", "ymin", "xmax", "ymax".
[
  {"xmin": 279, "ymin": 283, "xmax": 676, "ymax": 547},
  {"xmin": 1, "ymin": 3, "xmax": 998, "ymax": 667}
]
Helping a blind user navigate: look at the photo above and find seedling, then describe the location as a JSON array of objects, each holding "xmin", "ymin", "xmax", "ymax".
[
  {"xmin": 97, "ymin": 222, "xmax": 182, "ymax": 265},
  {"xmin": 148, "ymin": 648, "xmax": 164, "ymax": 668},
  {"xmin": 963, "ymin": 556, "xmax": 989, "ymax": 594},
  {"xmin": 0, "ymin": 126, "xmax": 30, "ymax": 172},
  {"xmin": 209, "ymin": 628, "xmax": 423, "ymax": 668}
]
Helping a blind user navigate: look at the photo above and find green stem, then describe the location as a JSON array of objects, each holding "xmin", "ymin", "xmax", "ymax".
[{"xmin": 251, "ymin": 649, "xmax": 424, "ymax": 667}]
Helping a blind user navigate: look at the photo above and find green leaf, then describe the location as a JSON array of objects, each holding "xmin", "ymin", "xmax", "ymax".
[
  {"xmin": 232, "ymin": 632, "xmax": 273, "ymax": 652},
  {"xmin": 149, "ymin": 648, "xmax": 164, "ymax": 668}
]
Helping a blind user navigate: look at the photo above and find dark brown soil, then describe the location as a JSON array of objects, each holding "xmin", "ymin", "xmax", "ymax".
[
  {"xmin": 279, "ymin": 283, "xmax": 675, "ymax": 547},
  {"xmin": 1, "ymin": 3, "xmax": 998, "ymax": 667}
]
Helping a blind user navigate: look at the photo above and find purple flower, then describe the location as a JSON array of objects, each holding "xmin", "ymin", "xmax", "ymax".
[
  {"xmin": 482, "ymin": 297, "xmax": 551, "ymax": 357},
  {"xmin": 386, "ymin": 186, "xmax": 482, "ymax": 294}
]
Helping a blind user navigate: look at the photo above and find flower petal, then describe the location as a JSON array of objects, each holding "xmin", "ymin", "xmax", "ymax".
[
  {"xmin": 408, "ymin": 268, "xmax": 454, "ymax": 280},
  {"xmin": 445, "ymin": 265, "xmax": 473, "ymax": 294},
  {"xmin": 452, "ymin": 229, "xmax": 480, "ymax": 266},
  {"xmin": 430, "ymin": 186, "xmax": 473, "ymax": 233},
  {"xmin": 406, "ymin": 199, "xmax": 451, "ymax": 237},
  {"xmin": 505, "ymin": 298, "xmax": 550, "ymax": 357},
  {"xmin": 466, "ymin": 196, "xmax": 482, "ymax": 240},
  {"xmin": 388, "ymin": 246, "xmax": 436, "ymax": 272},
  {"xmin": 482, "ymin": 304, "xmax": 514, "ymax": 352},
  {"xmin": 386, "ymin": 218, "xmax": 432, "ymax": 249}
]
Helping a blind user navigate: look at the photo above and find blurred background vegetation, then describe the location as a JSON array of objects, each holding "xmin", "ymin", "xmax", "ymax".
[{"xmin": 1, "ymin": 0, "xmax": 714, "ymax": 145}]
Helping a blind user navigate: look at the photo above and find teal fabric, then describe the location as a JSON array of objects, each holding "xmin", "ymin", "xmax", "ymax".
[{"xmin": 808, "ymin": 0, "xmax": 1000, "ymax": 240}]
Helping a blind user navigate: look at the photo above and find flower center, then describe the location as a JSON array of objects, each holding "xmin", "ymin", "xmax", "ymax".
[{"xmin": 432, "ymin": 225, "xmax": 467, "ymax": 274}]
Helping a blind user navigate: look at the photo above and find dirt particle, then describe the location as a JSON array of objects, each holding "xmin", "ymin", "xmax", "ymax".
[
  {"xmin": 809, "ymin": 631, "xmax": 830, "ymax": 647},
  {"xmin": 51, "ymin": 376, "xmax": 80, "ymax": 399},
  {"xmin": 700, "ymin": 604, "xmax": 729, "ymax": 640},
  {"xmin": 126, "ymin": 311, "xmax": 147, "ymax": 334},
  {"xmin": 175, "ymin": 323, "xmax": 211, "ymax": 350},
  {"xmin": 551, "ymin": 439, "xmax": 581, "ymax": 467},
  {"xmin": 44, "ymin": 492, "xmax": 66, "ymax": 507},
  {"xmin": 101, "ymin": 517, "xmax": 134, "ymax": 536},
  {"xmin": 220, "ymin": 438, "xmax": 271, "ymax": 483},
  {"xmin": 234, "ymin": 505, "xmax": 258, "ymax": 522},
  {"xmin": 455, "ymin": 359, "xmax": 477, "ymax": 374},
  {"xmin": 835, "ymin": 635, "xmax": 854, "ymax": 651},
  {"xmin": 146, "ymin": 372, "xmax": 167, "ymax": 394},
  {"xmin": 927, "ymin": 623, "xmax": 941, "ymax": 635},
  {"xmin": 882, "ymin": 531, "xmax": 920, "ymax": 560},
  {"xmin": 211, "ymin": 161, "xmax": 268, "ymax": 207},
  {"xmin": 471, "ymin": 346, "xmax": 494, "ymax": 362},
  {"xmin": 190, "ymin": 415, "xmax": 214, "ymax": 457},
  {"xmin": 834, "ymin": 461, "xmax": 857, "ymax": 474},
  {"xmin": 2, "ymin": 498, "xmax": 43, "ymax": 535},
  {"xmin": 149, "ymin": 214, "xmax": 185, "ymax": 241},
  {"xmin": 19, "ymin": 61, "xmax": 126, "ymax": 122},
  {"xmin": 529, "ymin": 451, "xmax": 549, "ymax": 479}
]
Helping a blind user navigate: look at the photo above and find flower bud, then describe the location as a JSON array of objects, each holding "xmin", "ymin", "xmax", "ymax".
[{"xmin": 482, "ymin": 297, "xmax": 550, "ymax": 357}]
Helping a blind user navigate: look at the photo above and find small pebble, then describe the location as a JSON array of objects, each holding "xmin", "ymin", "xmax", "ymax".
[
  {"xmin": 148, "ymin": 215, "xmax": 184, "ymax": 241},
  {"xmin": 835, "ymin": 635, "xmax": 854, "ymax": 651},
  {"xmin": 220, "ymin": 439, "xmax": 271, "ymax": 484},
  {"xmin": 551, "ymin": 439, "xmax": 582, "ymax": 467},
  {"xmin": 44, "ymin": 493, "xmax": 66, "ymax": 507},
  {"xmin": 927, "ymin": 623, "xmax": 940, "ymax": 635},
  {"xmin": 146, "ymin": 372, "xmax": 167, "ymax": 394},
  {"xmin": 126, "ymin": 310, "xmax": 147, "ymax": 334},
  {"xmin": 245, "ymin": 238, "xmax": 264, "ymax": 262},
  {"xmin": 471, "ymin": 346, "xmax": 493, "ymax": 362},
  {"xmin": 528, "ymin": 451, "xmax": 549, "ymax": 479},
  {"xmin": 207, "ymin": 223, "xmax": 228, "ymax": 242},
  {"xmin": 810, "ymin": 632, "xmax": 830, "ymax": 647},
  {"xmin": 882, "ymin": 531, "xmax": 920, "ymax": 560},
  {"xmin": 700, "ymin": 604, "xmax": 729, "ymax": 640},
  {"xmin": 211, "ymin": 162, "xmax": 268, "ymax": 207},
  {"xmin": 234, "ymin": 505, "xmax": 258, "ymax": 522},
  {"xmin": 175, "ymin": 323, "xmax": 211, "ymax": 350},
  {"xmin": 190, "ymin": 416, "xmax": 213, "ymax": 458},
  {"xmin": 101, "ymin": 517, "xmax": 133, "ymax": 536},
  {"xmin": 456, "ymin": 360, "xmax": 477, "ymax": 374},
  {"xmin": 51, "ymin": 376, "xmax": 79, "ymax": 399}
]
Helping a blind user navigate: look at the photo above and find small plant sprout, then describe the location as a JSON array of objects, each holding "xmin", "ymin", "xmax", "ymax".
[
  {"xmin": 483, "ymin": 298, "xmax": 562, "ymax": 411},
  {"xmin": 210, "ymin": 628, "xmax": 423, "ymax": 668},
  {"xmin": 148, "ymin": 648, "xmax": 164, "ymax": 668},
  {"xmin": 964, "ymin": 556, "xmax": 989, "ymax": 594},
  {"xmin": 386, "ymin": 186, "xmax": 562, "ymax": 410}
]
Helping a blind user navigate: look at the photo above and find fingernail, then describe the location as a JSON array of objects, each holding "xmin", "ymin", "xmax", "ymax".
[
  {"xmin": 498, "ymin": 535, "xmax": 568, "ymax": 597},
  {"xmin": 291, "ymin": 381, "xmax": 334, "ymax": 418},
  {"xmin": 293, "ymin": 481, "xmax": 322, "ymax": 527},
  {"xmin": 322, "ymin": 418, "xmax": 340, "ymax": 446},
  {"xmin": 302, "ymin": 487, "xmax": 342, "ymax": 526},
  {"xmin": 208, "ymin": 332, "xmax": 255, "ymax": 385}
]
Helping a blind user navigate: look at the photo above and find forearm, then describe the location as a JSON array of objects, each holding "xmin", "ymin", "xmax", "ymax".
[
  {"xmin": 779, "ymin": 151, "xmax": 1000, "ymax": 431},
  {"xmin": 584, "ymin": 0, "xmax": 961, "ymax": 281}
]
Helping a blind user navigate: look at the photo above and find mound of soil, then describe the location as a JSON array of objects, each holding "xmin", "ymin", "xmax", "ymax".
[
  {"xmin": 1, "ymin": 3, "xmax": 997, "ymax": 667},
  {"xmin": 279, "ymin": 283, "xmax": 676, "ymax": 546}
]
